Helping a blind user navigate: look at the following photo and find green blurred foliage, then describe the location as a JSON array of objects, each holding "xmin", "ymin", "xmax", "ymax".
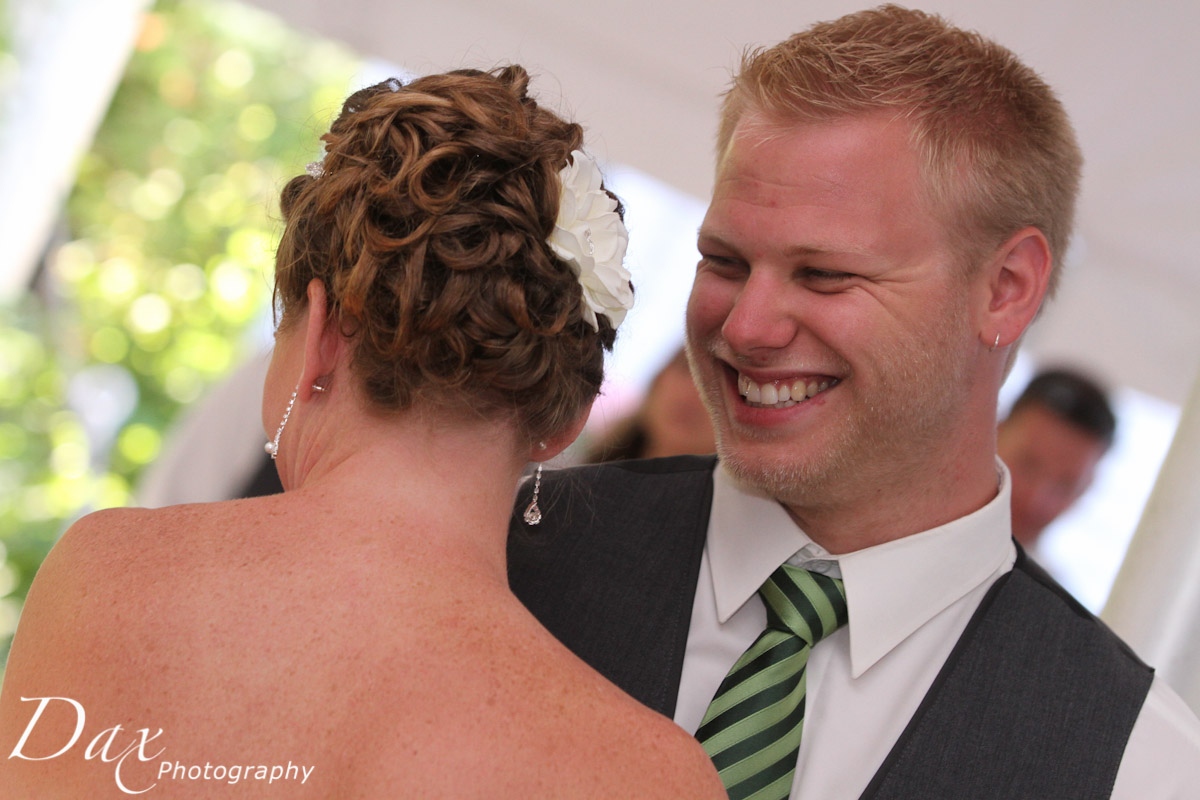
[{"xmin": 0, "ymin": 0, "xmax": 360, "ymax": 666}]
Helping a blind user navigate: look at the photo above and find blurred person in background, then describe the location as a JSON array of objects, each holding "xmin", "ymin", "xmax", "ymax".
[
  {"xmin": 998, "ymin": 368, "xmax": 1116, "ymax": 552},
  {"xmin": 584, "ymin": 347, "xmax": 716, "ymax": 463}
]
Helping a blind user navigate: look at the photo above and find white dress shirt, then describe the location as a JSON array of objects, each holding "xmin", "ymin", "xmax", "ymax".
[{"xmin": 674, "ymin": 462, "xmax": 1200, "ymax": 799}]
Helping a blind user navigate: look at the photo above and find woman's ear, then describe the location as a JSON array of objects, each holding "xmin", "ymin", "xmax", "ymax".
[
  {"xmin": 531, "ymin": 401, "xmax": 595, "ymax": 462},
  {"xmin": 300, "ymin": 279, "xmax": 343, "ymax": 399},
  {"xmin": 976, "ymin": 226, "xmax": 1052, "ymax": 351}
]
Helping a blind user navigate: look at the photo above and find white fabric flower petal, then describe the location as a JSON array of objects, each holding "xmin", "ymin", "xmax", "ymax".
[{"xmin": 550, "ymin": 150, "xmax": 633, "ymax": 332}]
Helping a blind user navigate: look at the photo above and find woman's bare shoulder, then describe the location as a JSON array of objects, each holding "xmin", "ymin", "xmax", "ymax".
[
  {"xmin": 20, "ymin": 505, "xmax": 175, "ymax": 615},
  {"xmin": 467, "ymin": 629, "xmax": 725, "ymax": 799},
  {"xmin": 4, "ymin": 499, "xmax": 272, "ymax": 678},
  {"xmin": 0, "ymin": 506, "xmax": 179, "ymax": 770},
  {"xmin": 47, "ymin": 501, "xmax": 230, "ymax": 559},
  {"xmin": 340, "ymin": 605, "xmax": 725, "ymax": 799},
  {"xmin": 556, "ymin": 676, "xmax": 726, "ymax": 799},
  {"xmin": 45, "ymin": 497, "xmax": 285, "ymax": 581},
  {"xmin": 7, "ymin": 504, "xmax": 214, "ymax": 654},
  {"xmin": 355, "ymin": 678, "xmax": 725, "ymax": 799}
]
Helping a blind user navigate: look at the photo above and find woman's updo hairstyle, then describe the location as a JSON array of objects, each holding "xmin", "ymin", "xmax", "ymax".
[{"xmin": 274, "ymin": 66, "xmax": 624, "ymax": 442}]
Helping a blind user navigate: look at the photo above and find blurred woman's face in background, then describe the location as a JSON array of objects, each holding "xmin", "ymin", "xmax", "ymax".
[{"xmin": 641, "ymin": 354, "xmax": 716, "ymax": 459}]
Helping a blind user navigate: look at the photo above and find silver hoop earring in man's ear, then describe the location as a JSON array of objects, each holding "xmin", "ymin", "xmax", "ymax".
[
  {"xmin": 990, "ymin": 333, "xmax": 1000, "ymax": 352},
  {"xmin": 523, "ymin": 465, "xmax": 543, "ymax": 526}
]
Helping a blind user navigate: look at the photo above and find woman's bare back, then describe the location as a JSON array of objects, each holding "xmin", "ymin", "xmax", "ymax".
[{"xmin": 0, "ymin": 497, "xmax": 723, "ymax": 798}]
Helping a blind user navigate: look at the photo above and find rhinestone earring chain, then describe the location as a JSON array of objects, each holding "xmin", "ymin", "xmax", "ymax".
[{"xmin": 264, "ymin": 384, "xmax": 299, "ymax": 460}]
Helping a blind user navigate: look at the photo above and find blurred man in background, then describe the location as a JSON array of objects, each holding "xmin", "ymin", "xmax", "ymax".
[{"xmin": 998, "ymin": 368, "xmax": 1116, "ymax": 550}]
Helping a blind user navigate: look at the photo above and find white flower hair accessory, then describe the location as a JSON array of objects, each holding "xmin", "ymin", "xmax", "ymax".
[{"xmin": 548, "ymin": 150, "xmax": 633, "ymax": 332}]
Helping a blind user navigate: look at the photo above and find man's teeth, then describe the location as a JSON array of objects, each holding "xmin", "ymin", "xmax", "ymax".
[{"xmin": 737, "ymin": 374, "xmax": 835, "ymax": 407}]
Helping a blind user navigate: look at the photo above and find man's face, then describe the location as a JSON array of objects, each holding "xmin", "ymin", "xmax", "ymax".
[
  {"xmin": 686, "ymin": 113, "xmax": 984, "ymax": 516},
  {"xmin": 998, "ymin": 403, "xmax": 1108, "ymax": 547}
]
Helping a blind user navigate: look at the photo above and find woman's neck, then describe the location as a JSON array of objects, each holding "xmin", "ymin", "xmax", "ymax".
[{"xmin": 275, "ymin": 394, "xmax": 528, "ymax": 583}]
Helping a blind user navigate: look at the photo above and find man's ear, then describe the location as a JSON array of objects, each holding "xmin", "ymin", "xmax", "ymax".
[
  {"xmin": 530, "ymin": 401, "xmax": 595, "ymax": 462},
  {"xmin": 977, "ymin": 226, "xmax": 1052, "ymax": 350},
  {"xmin": 300, "ymin": 279, "xmax": 343, "ymax": 399}
]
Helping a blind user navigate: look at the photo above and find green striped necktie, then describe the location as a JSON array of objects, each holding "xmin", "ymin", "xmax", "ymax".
[{"xmin": 696, "ymin": 565, "xmax": 848, "ymax": 800}]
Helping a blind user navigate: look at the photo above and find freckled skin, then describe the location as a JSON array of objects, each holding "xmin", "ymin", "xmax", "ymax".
[
  {"xmin": 0, "ymin": 310, "xmax": 725, "ymax": 799},
  {"xmin": 0, "ymin": 497, "xmax": 725, "ymax": 799}
]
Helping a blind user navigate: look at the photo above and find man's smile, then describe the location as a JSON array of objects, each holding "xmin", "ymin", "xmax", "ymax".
[{"xmin": 736, "ymin": 372, "xmax": 840, "ymax": 409}]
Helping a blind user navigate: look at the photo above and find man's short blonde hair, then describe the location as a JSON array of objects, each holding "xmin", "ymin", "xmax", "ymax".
[{"xmin": 718, "ymin": 5, "xmax": 1082, "ymax": 294}]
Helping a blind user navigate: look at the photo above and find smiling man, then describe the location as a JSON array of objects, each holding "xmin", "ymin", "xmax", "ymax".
[
  {"xmin": 689, "ymin": 111, "xmax": 990, "ymax": 555},
  {"xmin": 510, "ymin": 6, "xmax": 1200, "ymax": 798}
]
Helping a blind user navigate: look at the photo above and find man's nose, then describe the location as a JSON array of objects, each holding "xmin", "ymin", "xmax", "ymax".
[{"xmin": 721, "ymin": 272, "xmax": 800, "ymax": 354}]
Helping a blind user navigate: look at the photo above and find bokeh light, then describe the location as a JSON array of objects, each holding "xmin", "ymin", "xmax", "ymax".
[{"xmin": 0, "ymin": 0, "xmax": 361, "ymax": 668}]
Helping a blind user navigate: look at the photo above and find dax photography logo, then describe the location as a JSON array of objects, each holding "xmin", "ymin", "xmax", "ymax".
[{"xmin": 8, "ymin": 696, "xmax": 315, "ymax": 794}]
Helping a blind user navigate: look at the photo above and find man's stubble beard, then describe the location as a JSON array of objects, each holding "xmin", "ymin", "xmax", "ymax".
[{"xmin": 698, "ymin": 300, "xmax": 976, "ymax": 515}]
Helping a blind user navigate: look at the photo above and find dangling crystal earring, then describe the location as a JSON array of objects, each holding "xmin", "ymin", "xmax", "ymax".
[
  {"xmin": 264, "ymin": 383, "xmax": 299, "ymax": 460},
  {"xmin": 523, "ymin": 464, "xmax": 543, "ymax": 526}
]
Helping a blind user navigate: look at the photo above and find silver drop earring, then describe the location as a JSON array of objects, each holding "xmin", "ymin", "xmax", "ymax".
[
  {"xmin": 523, "ymin": 464, "xmax": 543, "ymax": 526},
  {"xmin": 990, "ymin": 333, "xmax": 1000, "ymax": 352},
  {"xmin": 264, "ymin": 383, "xmax": 300, "ymax": 460}
]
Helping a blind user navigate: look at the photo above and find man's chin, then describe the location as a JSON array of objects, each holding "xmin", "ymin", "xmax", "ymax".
[{"xmin": 717, "ymin": 443, "xmax": 836, "ymax": 505}]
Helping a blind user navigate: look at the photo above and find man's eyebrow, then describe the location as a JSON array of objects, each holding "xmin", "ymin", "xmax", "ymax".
[
  {"xmin": 786, "ymin": 243, "xmax": 872, "ymax": 259},
  {"xmin": 784, "ymin": 245, "xmax": 828, "ymax": 257},
  {"xmin": 697, "ymin": 232, "xmax": 868, "ymax": 259},
  {"xmin": 696, "ymin": 229, "xmax": 733, "ymax": 248}
]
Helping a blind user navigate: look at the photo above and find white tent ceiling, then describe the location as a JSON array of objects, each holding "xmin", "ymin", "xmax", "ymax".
[{"xmin": 246, "ymin": 0, "xmax": 1200, "ymax": 406}]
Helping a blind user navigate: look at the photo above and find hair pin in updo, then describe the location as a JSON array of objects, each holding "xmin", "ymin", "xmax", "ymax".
[{"xmin": 305, "ymin": 161, "xmax": 325, "ymax": 178}]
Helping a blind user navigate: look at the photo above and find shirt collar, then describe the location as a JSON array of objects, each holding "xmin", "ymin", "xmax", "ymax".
[{"xmin": 708, "ymin": 460, "xmax": 1016, "ymax": 678}]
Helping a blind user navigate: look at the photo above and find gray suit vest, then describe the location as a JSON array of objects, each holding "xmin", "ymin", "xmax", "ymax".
[{"xmin": 508, "ymin": 455, "xmax": 1152, "ymax": 799}]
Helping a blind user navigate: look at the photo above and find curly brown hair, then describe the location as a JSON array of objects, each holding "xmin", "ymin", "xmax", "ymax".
[{"xmin": 273, "ymin": 66, "xmax": 622, "ymax": 442}]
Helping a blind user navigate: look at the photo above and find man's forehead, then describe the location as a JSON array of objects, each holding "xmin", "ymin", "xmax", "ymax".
[
  {"xmin": 710, "ymin": 168, "xmax": 852, "ymax": 209},
  {"xmin": 717, "ymin": 113, "xmax": 921, "ymax": 199},
  {"xmin": 704, "ymin": 116, "xmax": 941, "ymax": 253},
  {"xmin": 724, "ymin": 109, "xmax": 914, "ymax": 162}
]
